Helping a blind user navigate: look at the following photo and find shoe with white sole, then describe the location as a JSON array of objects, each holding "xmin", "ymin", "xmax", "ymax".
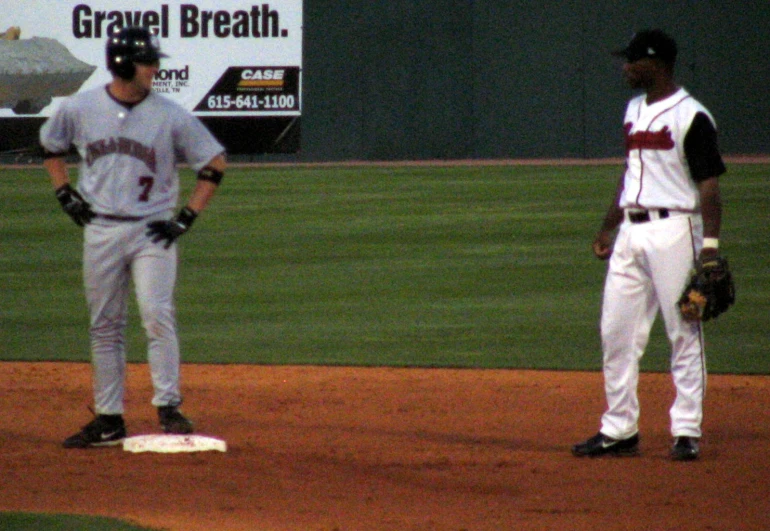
[{"xmin": 63, "ymin": 414, "xmax": 126, "ymax": 449}]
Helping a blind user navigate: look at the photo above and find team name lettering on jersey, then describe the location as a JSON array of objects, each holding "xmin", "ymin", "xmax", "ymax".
[
  {"xmin": 624, "ymin": 124, "xmax": 675, "ymax": 154},
  {"xmin": 85, "ymin": 137, "xmax": 157, "ymax": 173}
]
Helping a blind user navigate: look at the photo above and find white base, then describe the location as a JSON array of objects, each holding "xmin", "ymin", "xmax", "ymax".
[{"xmin": 122, "ymin": 434, "xmax": 227, "ymax": 453}]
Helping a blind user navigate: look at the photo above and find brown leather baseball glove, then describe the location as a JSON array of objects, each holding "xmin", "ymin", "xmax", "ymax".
[{"xmin": 678, "ymin": 256, "xmax": 736, "ymax": 322}]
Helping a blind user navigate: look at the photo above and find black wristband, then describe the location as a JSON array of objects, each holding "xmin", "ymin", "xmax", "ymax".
[
  {"xmin": 55, "ymin": 183, "xmax": 74, "ymax": 202},
  {"xmin": 177, "ymin": 206, "xmax": 198, "ymax": 228},
  {"xmin": 44, "ymin": 148, "xmax": 69, "ymax": 159},
  {"xmin": 197, "ymin": 166, "xmax": 224, "ymax": 185}
]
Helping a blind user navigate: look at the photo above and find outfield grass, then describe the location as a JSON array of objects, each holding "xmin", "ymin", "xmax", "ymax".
[
  {"xmin": 0, "ymin": 513, "xmax": 159, "ymax": 530},
  {"xmin": 1, "ymin": 163, "xmax": 767, "ymax": 373}
]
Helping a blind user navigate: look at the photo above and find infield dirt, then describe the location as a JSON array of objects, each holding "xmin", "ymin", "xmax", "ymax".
[{"xmin": 1, "ymin": 362, "xmax": 769, "ymax": 530}]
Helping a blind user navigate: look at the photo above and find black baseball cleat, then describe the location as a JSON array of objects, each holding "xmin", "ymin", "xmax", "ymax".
[
  {"xmin": 158, "ymin": 405, "xmax": 194, "ymax": 434},
  {"xmin": 572, "ymin": 431, "xmax": 640, "ymax": 457},
  {"xmin": 63, "ymin": 414, "xmax": 126, "ymax": 449},
  {"xmin": 670, "ymin": 436, "xmax": 700, "ymax": 461}
]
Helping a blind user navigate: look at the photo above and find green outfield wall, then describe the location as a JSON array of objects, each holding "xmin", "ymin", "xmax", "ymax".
[{"xmin": 293, "ymin": 0, "xmax": 767, "ymax": 161}]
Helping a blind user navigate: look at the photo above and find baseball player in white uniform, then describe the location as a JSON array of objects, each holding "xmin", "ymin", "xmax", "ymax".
[
  {"xmin": 40, "ymin": 26, "xmax": 227, "ymax": 448},
  {"xmin": 572, "ymin": 29, "xmax": 726, "ymax": 460}
]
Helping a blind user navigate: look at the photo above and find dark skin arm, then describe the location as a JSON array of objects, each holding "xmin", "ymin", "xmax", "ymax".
[
  {"xmin": 697, "ymin": 176, "xmax": 722, "ymax": 258},
  {"xmin": 592, "ymin": 173, "xmax": 625, "ymax": 260}
]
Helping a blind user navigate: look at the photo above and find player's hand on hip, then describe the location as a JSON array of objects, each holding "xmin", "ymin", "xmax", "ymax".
[
  {"xmin": 146, "ymin": 207, "xmax": 198, "ymax": 249},
  {"xmin": 55, "ymin": 184, "xmax": 96, "ymax": 227},
  {"xmin": 592, "ymin": 231, "xmax": 613, "ymax": 260}
]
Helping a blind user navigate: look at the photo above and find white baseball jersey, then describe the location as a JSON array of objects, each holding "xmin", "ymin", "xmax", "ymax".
[
  {"xmin": 619, "ymin": 88, "xmax": 720, "ymax": 212},
  {"xmin": 40, "ymin": 86, "xmax": 223, "ymax": 217}
]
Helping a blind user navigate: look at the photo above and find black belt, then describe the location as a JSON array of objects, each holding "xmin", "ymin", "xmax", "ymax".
[
  {"xmin": 628, "ymin": 208, "xmax": 669, "ymax": 223},
  {"xmin": 96, "ymin": 214, "xmax": 146, "ymax": 222}
]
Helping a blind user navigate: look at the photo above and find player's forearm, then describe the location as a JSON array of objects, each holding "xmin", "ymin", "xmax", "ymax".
[
  {"xmin": 599, "ymin": 174, "xmax": 626, "ymax": 232},
  {"xmin": 44, "ymin": 157, "xmax": 70, "ymax": 190},
  {"xmin": 185, "ymin": 179, "xmax": 219, "ymax": 213},
  {"xmin": 698, "ymin": 177, "xmax": 722, "ymax": 239},
  {"xmin": 185, "ymin": 154, "xmax": 226, "ymax": 213},
  {"xmin": 600, "ymin": 204, "xmax": 624, "ymax": 233}
]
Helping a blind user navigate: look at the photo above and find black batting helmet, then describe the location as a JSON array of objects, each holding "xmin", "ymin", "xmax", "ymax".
[{"xmin": 106, "ymin": 26, "xmax": 168, "ymax": 80}]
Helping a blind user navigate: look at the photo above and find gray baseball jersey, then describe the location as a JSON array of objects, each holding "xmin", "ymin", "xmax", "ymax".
[{"xmin": 40, "ymin": 86, "xmax": 223, "ymax": 217}]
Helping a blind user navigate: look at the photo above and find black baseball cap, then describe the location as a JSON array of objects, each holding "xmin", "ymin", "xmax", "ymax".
[{"xmin": 612, "ymin": 29, "xmax": 677, "ymax": 64}]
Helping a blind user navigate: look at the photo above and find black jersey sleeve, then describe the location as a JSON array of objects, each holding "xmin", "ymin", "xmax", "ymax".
[{"xmin": 684, "ymin": 112, "xmax": 727, "ymax": 182}]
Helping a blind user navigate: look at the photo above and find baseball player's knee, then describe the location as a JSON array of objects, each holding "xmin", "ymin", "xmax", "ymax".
[
  {"xmin": 139, "ymin": 305, "xmax": 176, "ymax": 340},
  {"xmin": 89, "ymin": 320, "xmax": 127, "ymax": 349},
  {"xmin": 600, "ymin": 325, "xmax": 630, "ymax": 347},
  {"xmin": 144, "ymin": 321, "xmax": 174, "ymax": 340}
]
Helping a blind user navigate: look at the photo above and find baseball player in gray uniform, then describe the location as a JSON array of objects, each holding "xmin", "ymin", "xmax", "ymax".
[
  {"xmin": 40, "ymin": 26, "xmax": 226, "ymax": 448},
  {"xmin": 572, "ymin": 30, "xmax": 726, "ymax": 460}
]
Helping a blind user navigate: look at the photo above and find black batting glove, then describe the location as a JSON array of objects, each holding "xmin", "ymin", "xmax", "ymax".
[
  {"xmin": 55, "ymin": 184, "xmax": 96, "ymax": 226},
  {"xmin": 146, "ymin": 207, "xmax": 198, "ymax": 249}
]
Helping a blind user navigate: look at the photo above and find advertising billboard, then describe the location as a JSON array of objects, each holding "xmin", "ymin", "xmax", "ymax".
[{"xmin": 0, "ymin": 1, "xmax": 302, "ymax": 155}]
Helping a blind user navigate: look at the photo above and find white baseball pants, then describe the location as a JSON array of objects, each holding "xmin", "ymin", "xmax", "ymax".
[{"xmin": 599, "ymin": 212, "xmax": 706, "ymax": 440}]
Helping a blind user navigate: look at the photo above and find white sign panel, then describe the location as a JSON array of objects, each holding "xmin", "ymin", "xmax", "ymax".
[{"xmin": 0, "ymin": 1, "xmax": 302, "ymax": 118}]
